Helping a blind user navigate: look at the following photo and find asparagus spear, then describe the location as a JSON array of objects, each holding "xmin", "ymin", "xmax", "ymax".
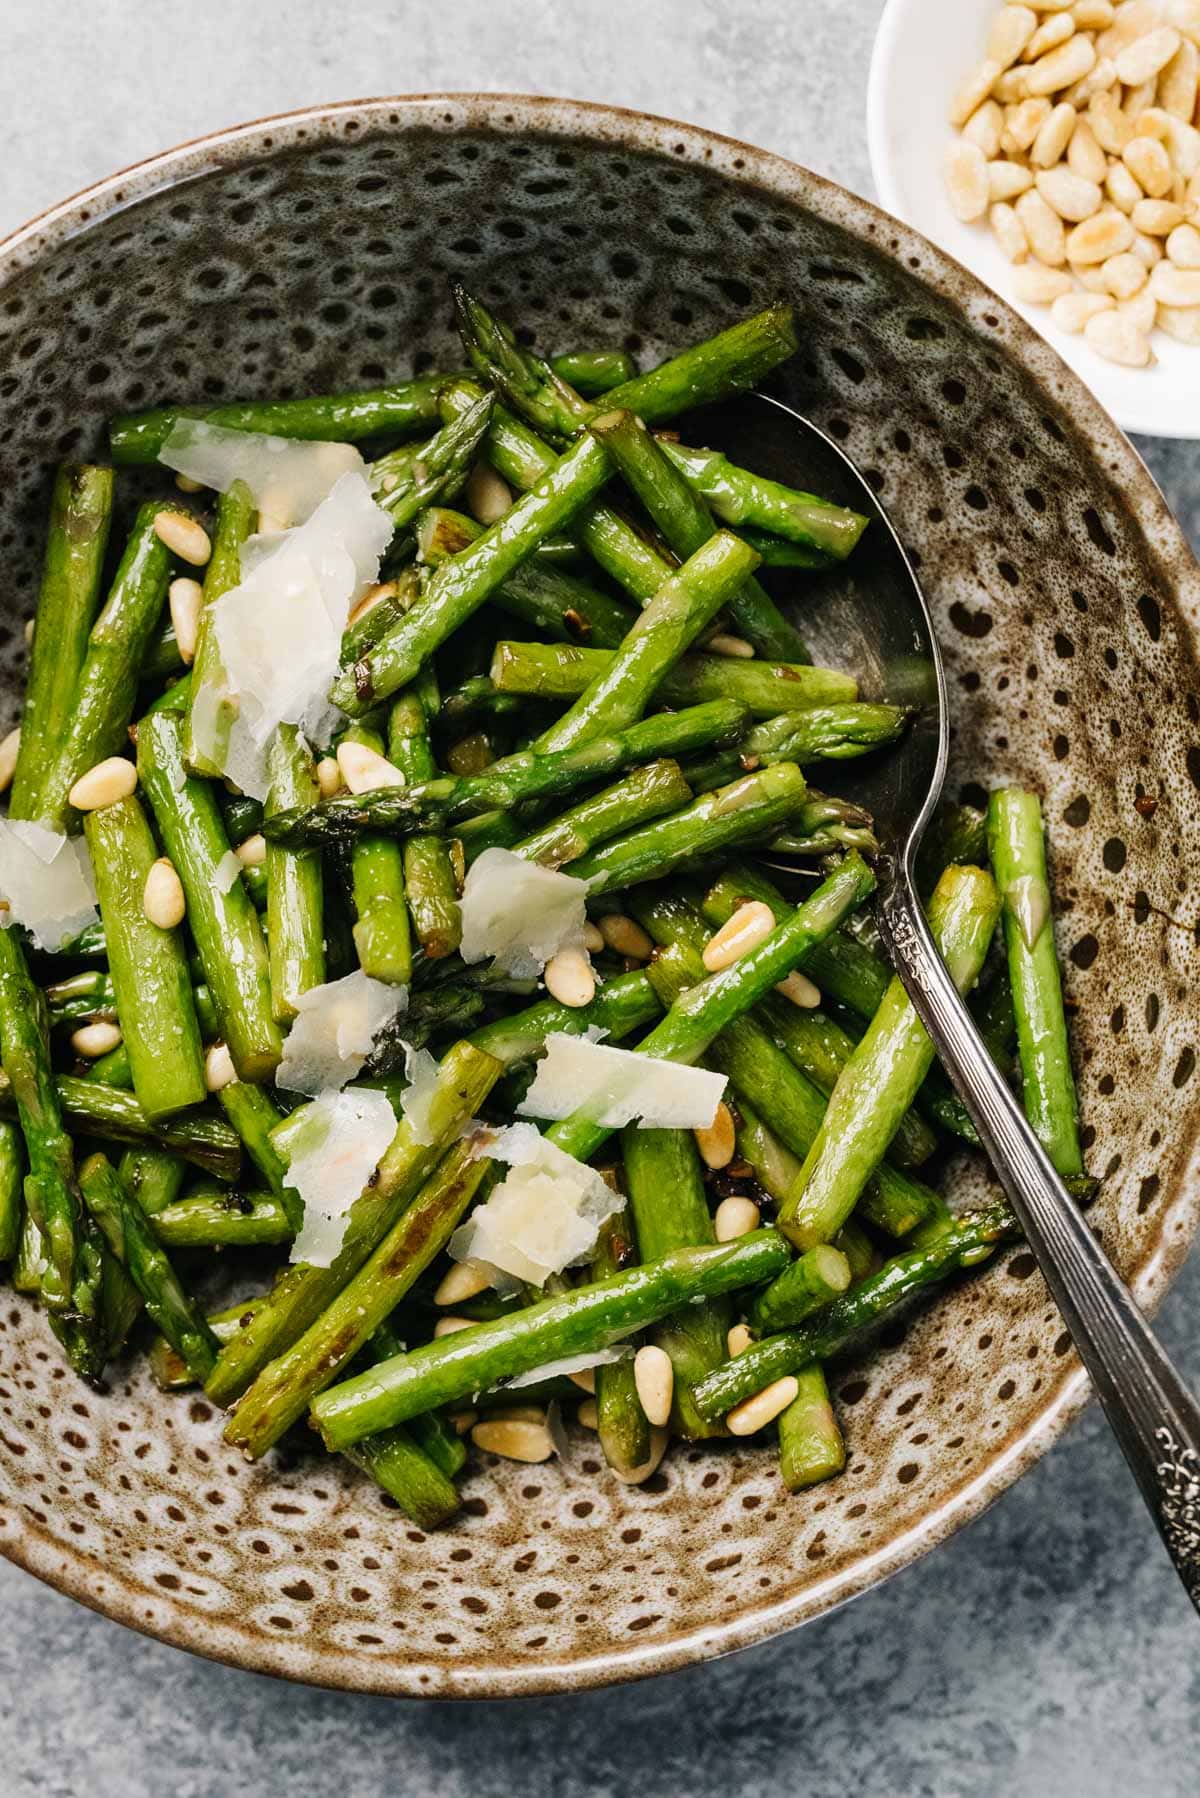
[
  {"xmin": 692, "ymin": 1202, "xmax": 1019, "ymax": 1421},
  {"xmin": 777, "ymin": 866, "xmax": 1001, "ymax": 1252},
  {"xmin": 340, "ymin": 720, "xmax": 413, "ymax": 986},
  {"xmin": 657, "ymin": 439, "xmax": 868, "ymax": 560},
  {"xmin": 778, "ymin": 1366, "xmax": 846, "ymax": 1490},
  {"xmin": 388, "ymin": 673, "xmax": 462, "ymax": 959},
  {"xmin": 0, "ymin": 1120, "xmax": 25, "ymax": 1262},
  {"xmin": 9, "ymin": 465, "xmax": 113, "ymax": 820},
  {"xmin": 680, "ymin": 704, "xmax": 912, "ymax": 790},
  {"xmin": 511, "ymin": 761, "xmax": 693, "ymax": 869},
  {"xmin": 748, "ymin": 1244, "xmax": 852, "ymax": 1333},
  {"xmin": 0, "ymin": 1070, "xmax": 241, "ymax": 1179},
  {"xmin": 152, "ymin": 1187, "xmax": 292, "ymax": 1249},
  {"xmin": 340, "ymin": 1399, "xmax": 461, "ymax": 1530},
  {"xmin": 312, "ymin": 1230, "xmax": 792, "ymax": 1449},
  {"xmin": 78, "ymin": 1152, "xmax": 219, "ymax": 1382},
  {"xmin": 765, "ymin": 794, "xmax": 880, "ymax": 859},
  {"xmin": 263, "ymin": 726, "xmax": 325, "ymax": 1021},
  {"xmin": 468, "ymin": 969, "xmax": 662, "ymax": 1069},
  {"xmin": 138, "ymin": 710, "xmax": 282, "ymax": 1081},
  {"xmin": 116, "ymin": 1147, "xmax": 187, "ymax": 1218},
  {"xmin": 986, "ymin": 790, "xmax": 1084, "ymax": 1178},
  {"xmin": 216, "ymin": 1080, "xmax": 294, "ymax": 1221},
  {"xmin": 591, "ymin": 1208, "xmax": 652, "ymax": 1475},
  {"xmin": 84, "ymin": 795, "xmax": 207, "ymax": 1120},
  {"xmin": 490, "ymin": 639, "xmax": 856, "ymax": 715},
  {"xmin": 371, "ymin": 391, "xmax": 494, "ymax": 531},
  {"xmin": 185, "ymin": 481, "xmax": 257, "ymax": 777},
  {"xmin": 37, "ymin": 502, "xmax": 182, "ymax": 829},
  {"xmin": 264, "ymin": 699, "xmax": 748, "ymax": 846}
]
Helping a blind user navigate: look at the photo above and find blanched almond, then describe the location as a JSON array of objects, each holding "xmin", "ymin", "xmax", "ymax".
[
  {"xmin": 1017, "ymin": 186, "xmax": 1069, "ymax": 260},
  {"xmin": 1032, "ymin": 101, "xmax": 1079, "ymax": 166},
  {"xmin": 944, "ymin": 141, "xmax": 990, "ymax": 221},
  {"xmin": 1066, "ymin": 208, "xmax": 1136, "ymax": 260},
  {"xmin": 1011, "ymin": 263, "xmax": 1075, "ymax": 302},
  {"xmin": 1068, "ymin": 118, "xmax": 1109, "ymax": 180},
  {"xmin": 1051, "ymin": 290, "xmax": 1116, "ymax": 329},
  {"xmin": 991, "ymin": 201, "xmax": 1031, "ymax": 261},
  {"xmin": 1037, "ymin": 166, "xmax": 1103, "ymax": 219},
  {"xmin": 1083, "ymin": 307, "xmax": 1155, "ymax": 362}
]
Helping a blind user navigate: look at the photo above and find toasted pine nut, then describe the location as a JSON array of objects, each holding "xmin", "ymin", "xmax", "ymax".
[
  {"xmin": 1100, "ymin": 249, "xmax": 1150, "ymax": 295},
  {"xmin": 1024, "ymin": 33, "xmax": 1096, "ymax": 94},
  {"xmin": 1068, "ymin": 119, "xmax": 1108, "ymax": 182},
  {"xmin": 1133, "ymin": 197, "xmax": 1187, "ymax": 235},
  {"xmin": 577, "ymin": 1398, "xmax": 599, "ymax": 1430},
  {"xmin": 1036, "ymin": 166, "xmax": 1103, "ymax": 220},
  {"xmin": 702, "ymin": 900, "xmax": 776, "ymax": 971},
  {"xmin": 570, "ymin": 1368, "xmax": 596, "ymax": 1394},
  {"xmin": 943, "ymin": 140, "xmax": 990, "ymax": 221},
  {"xmin": 582, "ymin": 921, "xmax": 606, "ymax": 953},
  {"xmin": 1157, "ymin": 300, "xmax": 1200, "ymax": 337},
  {"xmin": 1125, "ymin": 135, "xmax": 1173, "ymax": 197},
  {"xmin": 1011, "ymin": 263, "xmax": 1075, "ymax": 302},
  {"xmin": 1051, "ymin": 290, "xmax": 1115, "ymax": 330},
  {"xmin": 1002, "ymin": 96, "xmax": 1052, "ymax": 154},
  {"xmin": 204, "ymin": 1041, "xmax": 237, "ymax": 1092},
  {"xmin": 714, "ymin": 1195, "xmax": 761, "ymax": 1243},
  {"xmin": 471, "ymin": 1416, "xmax": 556, "ymax": 1463},
  {"xmin": 597, "ymin": 913, "xmax": 654, "ymax": 961},
  {"xmin": 544, "ymin": 946, "xmax": 595, "ymax": 1008},
  {"xmin": 988, "ymin": 160, "xmax": 1036, "ymax": 201},
  {"xmin": 1117, "ymin": 288, "xmax": 1159, "ymax": 331},
  {"xmin": 1084, "ymin": 307, "xmax": 1155, "ymax": 362},
  {"xmin": 634, "ymin": 1345, "xmax": 674, "ymax": 1427},
  {"xmin": 990, "ymin": 5, "xmax": 1039, "ymax": 67},
  {"xmin": 465, "ymin": 460, "xmax": 513, "ymax": 525},
  {"xmin": 315, "ymin": 756, "xmax": 342, "ymax": 799},
  {"xmin": 0, "ymin": 726, "xmax": 19, "ymax": 793},
  {"xmin": 1105, "ymin": 160, "xmax": 1144, "ymax": 214},
  {"xmin": 1016, "ymin": 186, "xmax": 1068, "ymax": 261},
  {"xmin": 336, "ymin": 740, "xmax": 404, "ymax": 794},
  {"xmin": 726, "ymin": 1375, "xmax": 800, "ymax": 1437},
  {"xmin": 1151, "ymin": 257, "xmax": 1200, "ymax": 302},
  {"xmin": 950, "ymin": 58, "xmax": 1004, "ymax": 127},
  {"xmin": 1072, "ymin": 0, "xmax": 1113, "ymax": 25},
  {"xmin": 1031, "ymin": 101, "xmax": 1078, "ymax": 166},
  {"xmin": 963, "ymin": 98, "xmax": 1004, "ymax": 157},
  {"xmin": 1168, "ymin": 220, "xmax": 1200, "ymax": 262},
  {"xmin": 168, "ymin": 577, "xmax": 202, "ymax": 665},
  {"xmin": 174, "ymin": 471, "xmax": 205, "ymax": 493},
  {"xmin": 727, "ymin": 1323, "xmax": 755, "ymax": 1357},
  {"xmin": 707, "ymin": 633, "xmax": 755, "ymax": 658},
  {"xmin": 991, "ymin": 200, "xmax": 1031, "ymax": 261},
  {"xmin": 775, "ymin": 969, "xmax": 823, "ymax": 1008},
  {"xmin": 234, "ymin": 832, "xmax": 266, "ymax": 868},
  {"xmin": 153, "ymin": 509, "xmax": 211, "ymax": 567},
  {"xmin": 72, "ymin": 1020, "xmax": 122, "ymax": 1058},
  {"xmin": 347, "ymin": 579, "xmax": 397, "ymax": 628},
  {"xmin": 68, "ymin": 756, "xmax": 137, "ymax": 811},
  {"xmin": 434, "ymin": 1261, "xmax": 491, "ymax": 1307},
  {"xmin": 1161, "ymin": 37, "xmax": 1200, "ymax": 117},
  {"xmin": 450, "ymin": 1410, "xmax": 477, "ymax": 1435},
  {"xmin": 143, "ymin": 857, "xmax": 186, "ymax": 929},
  {"xmin": 611, "ymin": 1424, "xmax": 670, "ymax": 1485},
  {"xmin": 1066, "ymin": 208, "xmax": 1136, "ymax": 261},
  {"xmin": 433, "ymin": 1315, "xmax": 475, "ymax": 1339},
  {"xmin": 1024, "ymin": 11, "xmax": 1075, "ymax": 59},
  {"xmin": 1089, "ymin": 90, "xmax": 1133, "ymax": 154},
  {"xmin": 694, "ymin": 1102, "xmax": 736, "ymax": 1171},
  {"xmin": 1114, "ymin": 25, "xmax": 1183, "ymax": 86}
]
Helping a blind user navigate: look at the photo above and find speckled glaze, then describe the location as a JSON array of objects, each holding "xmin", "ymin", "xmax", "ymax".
[{"xmin": 1, "ymin": 95, "xmax": 1199, "ymax": 1699}]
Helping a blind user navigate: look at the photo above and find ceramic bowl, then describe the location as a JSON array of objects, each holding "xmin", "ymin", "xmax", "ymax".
[
  {"xmin": 868, "ymin": 0, "xmax": 1200, "ymax": 439},
  {"xmin": 2, "ymin": 95, "xmax": 1199, "ymax": 1699}
]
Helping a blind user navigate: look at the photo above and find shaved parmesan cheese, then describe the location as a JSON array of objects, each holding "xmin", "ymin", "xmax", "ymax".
[
  {"xmin": 450, "ymin": 1123, "xmax": 622, "ymax": 1288},
  {"xmin": 401, "ymin": 1043, "xmax": 441, "ymax": 1145},
  {"xmin": 0, "ymin": 820, "xmax": 98, "ymax": 950},
  {"xmin": 197, "ymin": 473, "xmax": 393, "ymax": 799},
  {"xmin": 507, "ymin": 1346, "xmax": 633, "ymax": 1389},
  {"xmin": 212, "ymin": 849, "xmax": 243, "ymax": 894},
  {"xmin": 459, "ymin": 847, "xmax": 590, "ymax": 979},
  {"xmin": 284, "ymin": 1087, "xmax": 398, "ymax": 1266},
  {"xmin": 519, "ymin": 1032, "xmax": 726, "ymax": 1130},
  {"xmin": 158, "ymin": 418, "xmax": 363, "ymax": 530},
  {"xmin": 277, "ymin": 969, "xmax": 407, "ymax": 1097}
]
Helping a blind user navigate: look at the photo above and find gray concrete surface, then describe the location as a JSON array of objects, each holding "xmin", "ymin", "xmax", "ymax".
[{"xmin": 2, "ymin": 4, "xmax": 1198, "ymax": 1793}]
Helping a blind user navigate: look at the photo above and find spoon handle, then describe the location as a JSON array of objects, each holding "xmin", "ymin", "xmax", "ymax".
[{"xmin": 878, "ymin": 872, "xmax": 1200, "ymax": 1614}]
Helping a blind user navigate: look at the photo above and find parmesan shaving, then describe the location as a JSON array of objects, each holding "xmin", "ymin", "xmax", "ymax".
[
  {"xmin": 401, "ymin": 1043, "xmax": 441, "ymax": 1145},
  {"xmin": 450, "ymin": 1123, "xmax": 622, "ymax": 1288},
  {"xmin": 518, "ymin": 1032, "xmax": 726, "ymax": 1130},
  {"xmin": 0, "ymin": 820, "xmax": 98, "ymax": 951},
  {"xmin": 158, "ymin": 418, "xmax": 363, "ymax": 530},
  {"xmin": 459, "ymin": 847, "xmax": 590, "ymax": 979},
  {"xmin": 507, "ymin": 1346, "xmax": 633, "ymax": 1389},
  {"xmin": 277, "ymin": 969, "xmax": 407, "ymax": 1097},
  {"xmin": 212, "ymin": 849, "xmax": 243, "ymax": 894},
  {"xmin": 283, "ymin": 1087, "xmax": 398, "ymax": 1267}
]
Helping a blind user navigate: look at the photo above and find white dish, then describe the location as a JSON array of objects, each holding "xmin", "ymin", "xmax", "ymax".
[{"xmin": 867, "ymin": 0, "xmax": 1200, "ymax": 438}]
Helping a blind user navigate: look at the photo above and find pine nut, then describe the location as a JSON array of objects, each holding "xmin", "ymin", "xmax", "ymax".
[
  {"xmin": 577, "ymin": 1398, "xmax": 599, "ymax": 1430},
  {"xmin": 726, "ymin": 1375, "xmax": 800, "ymax": 1437},
  {"xmin": 0, "ymin": 726, "xmax": 19, "ymax": 793},
  {"xmin": 597, "ymin": 913, "xmax": 654, "ymax": 961},
  {"xmin": 1032, "ymin": 101, "xmax": 1078, "ymax": 166},
  {"xmin": 582, "ymin": 921, "xmax": 605, "ymax": 953},
  {"xmin": 1003, "ymin": 97, "xmax": 1052, "ymax": 154},
  {"xmin": 775, "ymin": 970, "xmax": 822, "ymax": 1007},
  {"xmin": 1051, "ymin": 290, "xmax": 1116, "ymax": 329},
  {"xmin": 465, "ymin": 460, "xmax": 513, "ymax": 525},
  {"xmin": 1067, "ymin": 208, "xmax": 1136, "ymax": 261},
  {"xmin": 1132, "ymin": 197, "xmax": 1186, "ymax": 236},
  {"xmin": 1163, "ymin": 114, "xmax": 1200, "ymax": 176},
  {"xmin": 702, "ymin": 900, "xmax": 776, "ymax": 971},
  {"xmin": 315, "ymin": 756, "xmax": 342, "ymax": 799},
  {"xmin": 1011, "ymin": 263, "xmax": 1075, "ymax": 302},
  {"xmin": 1131, "ymin": 107, "xmax": 1172, "ymax": 144},
  {"xmin": 1105, "ymin": 160, "xmax": 1144, "ymax": 213},
  {"xmin": 1067, "ymin": 54, "xmax": 1118, "ymax": 105},
  {"xmin": 434, "ymin": 1261, "xmax": 491, "ymax": 1307},
  {"xmin": 68, "ymin": 756, "xmax": 137, "ymax": 811},
  {"xmin": 950, "ymin": 59, "xmax": 1004, "ymax": 126},
  {"xmin": 1118, "ymin": 288, "xmax": 1159, "ymax": 330},
  {"xmin": 234, "ymin": 832, "xmax": 266, "ymax": 868},
  {"xmin": 1017, "ymin": 187, "xmax": 1068, "ymax": 261},
  {"xmin": 471, "ymin": 1416, "xmax": 555, "ymax": 1463},
  {"xmin": 143, "ymin": 857, "xmax": 186, "ymax": 929},
  {"xmin": 1024, "ymin": 33, "xmax": 1097, "ymax": 94},
  {"xmin": 1068, "ymin": 119, "xmax": 1109, "ymax": 181},
  {"xmin": 714, "ymin": 1195, "xmax": 761, "ymax": 1242},
  {"xmin": 347, "ymin": 580, "xmax": 397, "ymax": 628},
  {"xmin": 1072, "ymin": 0, "xmax": 1114, "ymax": 25},
  {"xmin": 167, "ymin": 577, "xmax": 202, "ymax": 665},
  {"xmin": 1157, "ymin": 300, "xmax": 1200, "ymax": 337},
  {"xmin": 989, "ymin": 160, "xmax": 1036, "ymax": 201},
  {"xmin": 433, "ymin": 1315, "xmax": 475, "ymax": 1338},
  {"xmin": 633, "ymin": 1345, "xmax": 674, "ymax": 1427},
  {"xmin": 726, "ymin": 1324, "xmax": 755, "ymax": 1357},
  {"xmin": 1125, "ymin": 135, "xmax": 1173, "ymax": 196},
  {"xmin": 944, "ymin": 140, "xmax": 990, "ymax": 220},
  {"xmin": 1168, "ymin": 220, "xmax": 1200, "ymax": 262},
  {"xmin": 204, "ymin": 1042, "xmax": 237, "ymax": 1092},
  {"xmin": 174, "ymin": 471, "xmax": 205, "ymax": 494},
  {"xmin": 1115, "ymin": 25, "xmax": 1182, "ymax": 85},
  {"xmin": 336, "ymin": 740, "xmax": 404, "ymax": 794},
  {"xmin": 1078, "ymin": 263, "xmax": 1113, "ymax": 290},
  {"xmin": 1037, "ymin": 166, "xmax": 1103, "ymax": 219},
  {"xmin": 1100, "ymin": 250, "xmax": 1149, "ymax": 297},
  {"xmin": 569, "ymin": 1368, "xmax": 596, "ymax": 1393},
  {"xmin": 1098, "ymin": 0, "xmax": 1163, "ymax": 56},
  {"xmin": 611, "ymin": 1424, "xmax": 670, "ymax": 1485},
  {"xmin": 991, "ymin": 201, "xmax": 1031, "ymax": 261},
  {"xmin": 990, "ymin": 5, "xmax": 1039, "ymax": 67},
  {"xmin": 963, "ymin": 98, "xmax": 1005, "ymax": 156},
  {"xmin": 1031, "ymin": 0, "xmax": 1074, "ymax": 11},
  {"xmin": 707, "ymin": 633, "xmax": 755, "ymax": 659},
  {"xmin": 1132, "ymin": 228, "xmax": 1165, "ymax": 265},
  {"xmin": 694, "ymin": 1102, "xmax": 736, "ymax": 1171},
  {"xmin": 153, "ymin": 509, "xmax": 211, "ymax": 567},
  {"xmin": 994, "ymin": 67, "xmax": 1033, "ymax": 102},
  {"xmin": 72, "ymin": 1020, "xmax": 122, "ymax": 1058},
  {"xmin": 1024, "ymin": 11, "xmax": 1076, "ymax": 58},
  {"xmin": 1151, "ymin": 257, "xmax": 1200, "ymax": 301},
  {"xmin": 1084, "ymin": 307, "xmax": 1155, "ymax": 361},
  {"xmin": 450, "ymin": 1409, "xmax": 477, "ymax": 1435},
  {"xmin": 1089, "ymin": 91, "xmax": 1133, "ymax": 153},
  {"xmin": 23, "ymin": 617, "xmax": 34, "ymax": 647},
  {"xmin": 543, "ymin": 946, "xmax": 595, "ymax": 1008}
]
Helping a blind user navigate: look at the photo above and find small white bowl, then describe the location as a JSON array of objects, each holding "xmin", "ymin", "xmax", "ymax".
[{"xmin": 867, "ymin": 0, "xmax": 1200, "ymax": 438}]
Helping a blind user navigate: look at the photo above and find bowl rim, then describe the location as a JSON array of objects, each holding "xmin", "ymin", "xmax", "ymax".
[{"xmin": 0, "ymin": 89, "xmax": 1197, "ymax": 1700}]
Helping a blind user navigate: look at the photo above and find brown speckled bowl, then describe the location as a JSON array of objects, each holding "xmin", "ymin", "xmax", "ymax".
[{"xmin": 2, "ymin": 95, "xmax": 1199, "ymax": 1698}]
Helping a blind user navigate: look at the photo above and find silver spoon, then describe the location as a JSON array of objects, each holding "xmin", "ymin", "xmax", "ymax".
[{"xmin": 708, "ymin": 390, "xmax": 1200, "ymax": 1611}]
